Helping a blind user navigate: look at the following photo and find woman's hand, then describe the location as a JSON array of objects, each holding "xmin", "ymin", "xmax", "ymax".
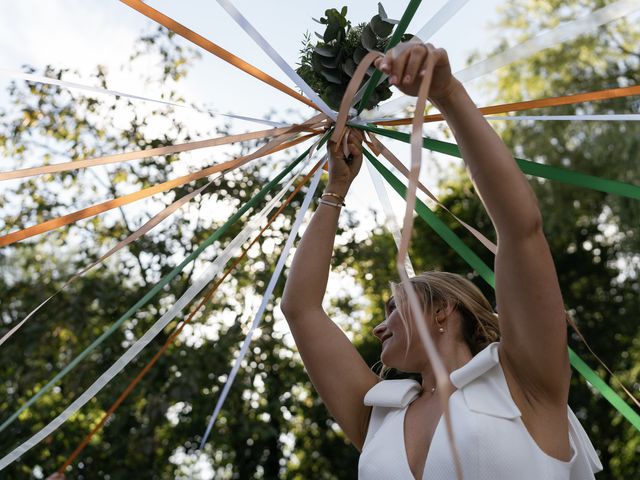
[
  {"xmin": 326, "ymin": 128, "xmax": 363, "ymax": 197},
  {"xmin": 375, "ymin": 43, "xmax": 460, "ymax": 101}
]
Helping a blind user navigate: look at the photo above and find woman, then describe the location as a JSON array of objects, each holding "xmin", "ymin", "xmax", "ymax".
[{"xmin": 281, "ymin": 43, "xmax": 602, "ymax": 479}]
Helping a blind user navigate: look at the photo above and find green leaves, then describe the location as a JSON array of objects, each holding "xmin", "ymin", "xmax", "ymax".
[{"xmin": 297, "ymin": 3, "xmax": 413, "ymax": 111}]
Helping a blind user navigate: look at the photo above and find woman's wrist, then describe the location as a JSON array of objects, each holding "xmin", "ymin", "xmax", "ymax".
[
  {"xmin": 324, "ymin": 181, "xmax": 350, "ymax": 198},
  {"xmin": 429, "ymin": 79, "xmax": 466, "ymax": 111}
]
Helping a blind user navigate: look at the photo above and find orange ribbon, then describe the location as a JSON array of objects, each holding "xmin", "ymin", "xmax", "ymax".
[
  {"xmin": 120, "ymin": 0, "xmax": 318, "ymax": 111},
  {"xmin": 375, "ymin": 84, "xmax": 640, "ymax": 126},
  {"xmin": 0, "ymin": 126, "xmax": 307, "ymax": 181},
  {"xmin": 0, "ymin": 127, "xmax": 318, "ymax": 248},
  {"xmin": 56, "ymin": 158, "xmax": 324, "ymax": 475}
]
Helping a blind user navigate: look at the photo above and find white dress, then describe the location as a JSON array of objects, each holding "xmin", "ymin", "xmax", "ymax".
[{"xmin": 358, "ymin": 343, "xmax": 602, "ymax": 479}]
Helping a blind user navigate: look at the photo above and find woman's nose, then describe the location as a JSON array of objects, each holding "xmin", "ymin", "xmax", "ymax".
[{"xmin": 373, "ymin": 322, "xmax": 387, "ymax": 340}]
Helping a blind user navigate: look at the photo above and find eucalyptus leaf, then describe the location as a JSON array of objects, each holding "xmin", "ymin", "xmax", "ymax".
[
  {"xmin": 378, "ymin": 3, "xmax": 388, "ymax": 19},
  {"xmin": 361, "ymin": 24, "xmax": 377, "ymax": 51},
  {"xmin": 314, "ymin": 46, "xmax": 337, "ymax": 57},
  {"xmin": 370, "ymin": 15, "xmax": 394, "ymax": 38},
  {"xmin": 311, "ymin": 52, "xmax": 324, "ymax": 73},
  {"xmin": 324, "ymin": 23, "xmax": 340, "ymax": 43},
  {"xmin": 320, "ymin": 69, "xmax": 342, "ymax": 85},
  {"xmin": 326, "ymin": 85, "xmax": 344, "ymax": 109},
  {"xmin": 320, "ymin": 55, "xmax": 340, "ymax": 69},
  {"xmin": 353, "ymin": 46, "xmax": 368, "ymax": 63},
  {"xmin": 342, "ymin": 58, "xmax": 356, "ymax": 77},
  {"xmin": 315, "ymin": 32, "xmax": 324, "ymax": 41}
]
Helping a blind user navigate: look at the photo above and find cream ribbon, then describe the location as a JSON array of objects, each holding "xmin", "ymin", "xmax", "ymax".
[
  {"xmin": 369, "ymin": 0, "xmax": 640, "ymax": 118},
  {"xmin": 199, "ymin": 156, "xmax": 326, "ymax": 449},
  {"xmin": 0, "ymin": 149, "xmax": 315, "ymax": 470},
  {"xmin": 0, "ymin": 68, "xmax": 289, "ymax": 128}
]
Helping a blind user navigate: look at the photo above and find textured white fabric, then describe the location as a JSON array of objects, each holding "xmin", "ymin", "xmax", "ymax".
[{"xmin": 358, "ymin": 343, "xmax": 603, "ymax": 479}]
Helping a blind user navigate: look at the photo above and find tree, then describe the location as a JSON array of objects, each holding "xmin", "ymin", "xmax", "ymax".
[
  {"xmin": 484, "ymin": 1, "xmax": 640, "ymax": 476},
  {"xmin": 343, "ymin": 1, "xmax": 640, "ymax": 477},
  {"xmin": 0, "ymin": 27, "xmax": 354, "ymax": 479}
]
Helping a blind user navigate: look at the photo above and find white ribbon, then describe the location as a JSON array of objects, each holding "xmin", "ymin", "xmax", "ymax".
[
  {"xmin": 456, "ymin": 0, "xmax": 640, "ymax": 83},
  {"xmin": 363, "ymin": 113, "xmax": 640, "ymax": 124},
  {"xmin": 365, "ymin": 159, "xmax": 415, "ymax": 276},
  {"xmin": 485, "ymin": 114, "xmax": 640, "ymax": 121},
  {"xmin": 199, "ymin": 156, "xmax": 326, "ymax": 449},
  {"xmin": 0, "ymin": 177, "xmax": 219, "ymax": 348},
  {"xmin": 414, "ymin": 0, "xmax": 472, "ymax": 41},
  {"xmin": 0, "ymin": 153, "xmax": 313, "ymax": 470},
  {"xmin": 216, "ymin": 0, "xmax": 337, "ymax": 121},
  {"xmin": 0, "ymin": 68, "xmax": 286, "ymax": 128},
  {"xmin": 370, "ymin": 0, "xmax": 640, "ymax": 118}
]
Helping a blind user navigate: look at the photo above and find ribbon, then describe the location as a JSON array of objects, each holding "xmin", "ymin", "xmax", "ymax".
[
  {"xmin": 0, "ymin": 68, "xmax": 289, "ymax": 129},
  {"xmin": 365, "ymin": 133, "xmax": 497, "ymax": 255},
  {"xmin": 0, "ymin": 126, "xmax": 306, "ymax": 181},
  {"xmin": 216, "ymin": 0, "xmax": 336, "ymax": 120},
  {"xmin": 455, "ymin": 0, "xmax": 640, "ymax": 83},
  {"xmin": 372, "ymin": 0, "xmax": 640, "ymax": 118},
  {"xmin": 0, "ymin": 116, "xmax": 326, "ymax": 247},
  {"xmin": 199, "ymin": 156, "xmax": 326, "ymax": 449},
  {"xmin": 355, "ymin": 124, "xmax": 640, "ymax": 201},
  {"xmin": 120, "ymin": 0, "xmax": 318, "ymax": 111},
  {"xmin": 0, "ymin": 146, "xmax": 319, "ymax": 470},
  {"xmin": 331, "ymin": 52, "xmax": 384, "ymax": 146},
  {"xmin": 365, "ymin": 147, "xmax": 640, "ymax": 433},
  {"xmin": 368, "ymin": 84, "xmax": 640, "ymax": 125},
  {"xmin": 414, "ymin": 0, "xmax": 471, "ymax": 41},
  {"xmin": 0, "ymin": 138, "xmax": 325, "ymax": 439},
  {"xmin": 0, "ymin": 177, "xmax": 219, "ymax": 348},
  {"xmin": 485, "ymin": 114, "xmax": 640, "ymax": 122},
  {"xmin": 56, "ymin": 157, "xmax": 327, "ymax": 474},
  {"xmin": 364, "ymin": 158, "xmax": 416, "ymax": 276},
  {"xmin": 398, "ymin": 51, "xmax": 464, "ymax": 480}
]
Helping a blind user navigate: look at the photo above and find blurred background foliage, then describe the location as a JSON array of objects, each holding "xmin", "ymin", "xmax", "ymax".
[{"xmin": 0, "ymin": 0, "xmax": 638, "ymax": 478}]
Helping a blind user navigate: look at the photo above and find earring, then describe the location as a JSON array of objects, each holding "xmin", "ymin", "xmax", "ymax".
[{"xmin": 438, "ymin": 326, "xmax": 445, "ymax": 333}]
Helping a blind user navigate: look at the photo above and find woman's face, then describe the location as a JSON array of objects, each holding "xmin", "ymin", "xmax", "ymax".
[{"xmin": 373, "ymin": 296, "xmax": 431, "ymax": 372}]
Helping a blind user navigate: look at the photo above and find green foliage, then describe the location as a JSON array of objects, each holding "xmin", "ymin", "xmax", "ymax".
[
  {"xmin": 478, "ymin": 1, "xmax": 640, "ymax": 475},
  {"xmin": 0, "ymin": 27, "xmax": 356, "ymax": 479},
  {"xmin": 296, "ymin": 3, "xmax": 409, "ymax": 110}
]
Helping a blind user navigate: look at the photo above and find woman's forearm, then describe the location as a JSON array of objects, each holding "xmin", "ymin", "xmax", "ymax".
[
  {"xmin": 432, "ymin": 81, "xmax": 542, "ymax": 240},
  {"xmin": 281, "ymin": 183, "xmax": 346, "ymax": 318}
]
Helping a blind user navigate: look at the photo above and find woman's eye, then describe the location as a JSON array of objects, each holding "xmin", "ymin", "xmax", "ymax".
[{"xmin": 386, "ymin": 299, "xmax": 396, "ymax": 313}]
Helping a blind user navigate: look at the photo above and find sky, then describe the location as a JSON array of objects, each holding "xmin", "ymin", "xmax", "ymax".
[
  {"xmin": 0, "ymin": 0, "xmax": 508, "ymax": 252},
  {"xmin": 0, "ymin": 0, "xmax": 504, "ymax": 118},
  {"xmin": 2, "ymin": 3, "xmax": 638, "ymax": 477}
]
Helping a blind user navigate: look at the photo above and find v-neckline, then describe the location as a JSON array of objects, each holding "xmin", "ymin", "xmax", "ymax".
[{"xmin": 401, "ymin": 399, "xmax": 445, "ymax": 480}]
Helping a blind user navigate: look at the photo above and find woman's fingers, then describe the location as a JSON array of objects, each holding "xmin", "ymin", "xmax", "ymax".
[
  {"xmin": 388, "ymin": 48, "xmax": 411, "ymax": 85},
  {"xmin": 401, "ymin": 46, "xmax": 427, "ymax": 88}
]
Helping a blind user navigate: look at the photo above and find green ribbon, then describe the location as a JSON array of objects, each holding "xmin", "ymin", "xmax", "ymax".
[
  {"xmin": 356, "ymin": 0, "xmax": 423, "ymax": 113},
  {"xmin": 365, "ymin": 146, "xmax": 640, "ymax": 432},
  {"xmin": 0, "ymin": 136, "xmax": 327, "ymax": 434},
  {"xmin": 355, "ymin": 124, "xmax": 640, "ymax": 200}
]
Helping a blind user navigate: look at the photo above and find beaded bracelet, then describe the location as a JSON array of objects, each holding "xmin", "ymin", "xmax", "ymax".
[
  {"xmin": 318, "ymin": 198, "xmax": 343, "ymax": 209},
  {"xmin": 321, "ymin": 192, "xmax": 346, "ymax": 205}
]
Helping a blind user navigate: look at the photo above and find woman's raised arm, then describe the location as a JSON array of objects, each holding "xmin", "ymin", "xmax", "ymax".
[
  {"xmin": 376, "ymin": 45, "xmax": 570, "ymax": 403},
  {"xmin": 280, "ymin": 133, "xmax": 379, "ymax": 450}
]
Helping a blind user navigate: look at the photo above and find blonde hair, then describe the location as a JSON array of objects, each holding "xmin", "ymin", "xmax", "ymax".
[{"xmin": 376, "ymin": 271, "xmax": 500, "ymax": 378}]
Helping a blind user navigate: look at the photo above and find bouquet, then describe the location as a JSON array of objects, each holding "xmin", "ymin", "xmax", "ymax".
[{"xmin": 296, "ymin": 3, "xmax": 413, "ymax": 111}]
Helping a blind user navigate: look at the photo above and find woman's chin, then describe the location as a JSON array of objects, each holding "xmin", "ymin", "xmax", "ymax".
[{"xmin": 380, "ymin": 351, "xmax": 397, "ymax": 369}]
